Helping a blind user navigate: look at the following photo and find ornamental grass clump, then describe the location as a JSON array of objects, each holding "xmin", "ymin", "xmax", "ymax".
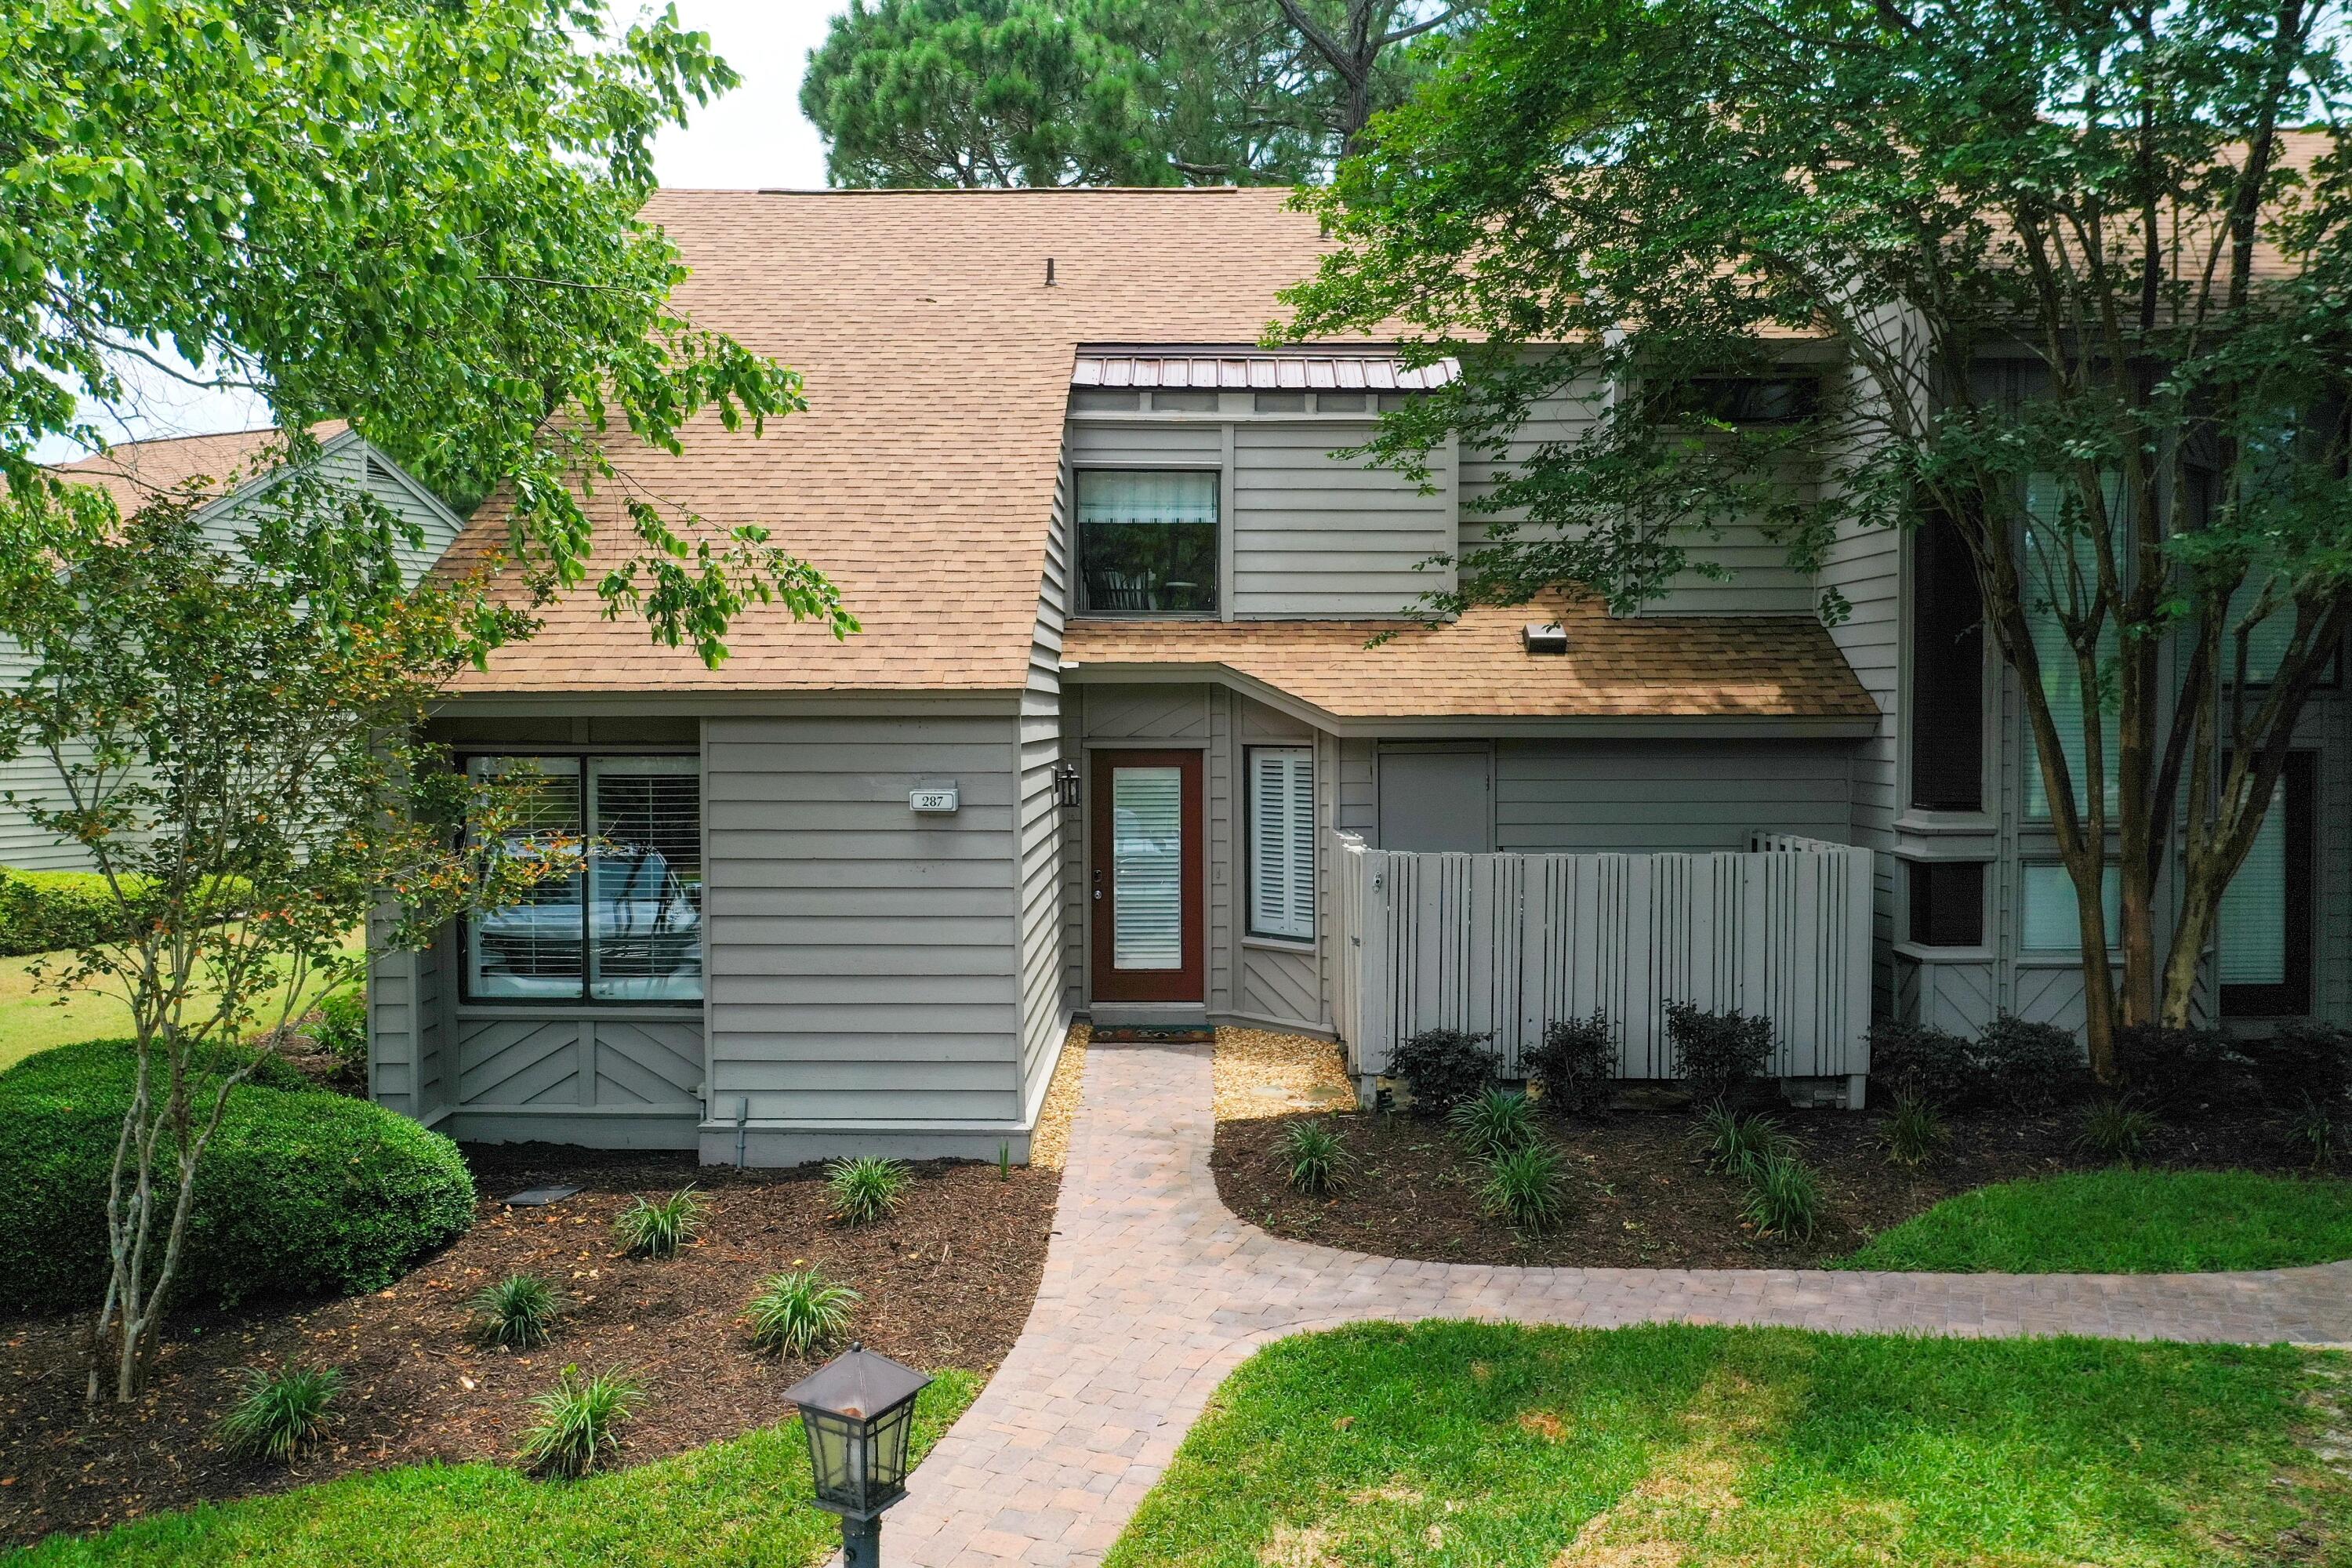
[
  {"xmin": 216, "ymin": 1363, "xmax": 343, "ymax": 1464},
  {"xmin": 1448, "ymin": 1087, "xmax": 1539, "ymax": 1160},
  {"xmin": 519, "ymin": 1366, "xmax": 644, "ymax": 1479},
  {"xmin": 614, "ymin": 1186, "xmax": 708, "ymax": 1259},
  {"xmin": 2290, "ymin": 1095, "xmax": 2340, "ymax": 1170},
  {"xmin": 1690, "ymin": 1101, "xmax": 1795, "ymax": 1180},
  {"xmin": 1479, "ymin": 1142, "xmax": 1568, "ymax": 1236},
  {"xmin": 747, "ymin": 1269, "xmax": 858, "ymax": 1358},
  {"xmin": 1280, "ymin": 1120, "xmax": 1352, "ymax": 1196},
  {"xmin": 470, "ymin": 1272, "xmax": 562, "ymax": 1349},
  {"xmin": 1880, "ymin": 1091, "xmax": 1947, "ymax": 1169},
  {"xmin": 1740, "ymin": 1152, "xmax": 1824, "ymax": 1243},
  {"xmin": 827, "ymin": 1155, "xmax": 911, "ymax": 1226},
  {"xmin": 2077, "ymin": 1099, "xmax": 2159, "ymax": 1167}
]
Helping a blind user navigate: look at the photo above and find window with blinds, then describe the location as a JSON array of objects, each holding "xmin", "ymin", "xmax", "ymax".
[
  {"xmin": 466, "ymin": 753, "xmax": 702, "ymax": 1004},
  {"xmin": 1076, "ymin": 470, "xmax": 1219, "ymax": 615},
  {"xmin": 2220, "ymin": 752, "xmax": 2314, "ymax": 1017},
  {"xmin": 2022, "ymin": 471, "xmax": 2122, "ymax": 821},
  {"xmin": 1110, "ymin": 765, "xmax": 1184, "ymax": 970},
  {"xmin": 1248, "ymin": 747, "xmax": 1316, "ymax": 942}
]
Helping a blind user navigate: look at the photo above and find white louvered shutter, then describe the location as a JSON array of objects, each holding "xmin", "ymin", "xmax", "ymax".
[{"xmin": 1249, "ymin": 748, "xmax": 1316, "ymax": 941}]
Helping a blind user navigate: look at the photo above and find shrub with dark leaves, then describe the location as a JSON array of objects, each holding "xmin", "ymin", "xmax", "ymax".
[
  {"xmin": 1665, "ymin": 1004, "xmax": 1773, "ymax": 1104},
  {"xmin": 1526, "ymin": 1013, "xmax": 1616, "ymax": 1116},
  {"xmin": 2113, "ymin": 1025, "xmax": 2256, "ymax": 1111},
  {"xmin": 1973, "ymin": 1016, "xmax": 2085, "ymax": 1109},
  {"xmin": 1866, "ymin": 1019, "xmax": 1974, "ymax": 1108},
  {"xmin": 1388, "ymin": 1029, "xmax": 1496, "ymax": 1117},
  {"xmin": 2245, "ymin": 1022, "xmax": 2352, "ymax": 1109}
]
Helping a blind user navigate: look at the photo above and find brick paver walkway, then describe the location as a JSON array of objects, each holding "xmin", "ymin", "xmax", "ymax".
[{"xmin": 881, "ymin": 1040, "xmax": 2352, "ymax": 1566}]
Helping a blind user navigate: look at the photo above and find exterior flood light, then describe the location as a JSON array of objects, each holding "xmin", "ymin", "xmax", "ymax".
[{"xmin": 782, "ymin": 1343, "xmax": 935, "ymax": 1567}]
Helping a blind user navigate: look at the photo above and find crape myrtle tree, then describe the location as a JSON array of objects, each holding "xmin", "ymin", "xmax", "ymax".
[
  {"xmin": 800, "ymin": 0, "xmax": 1470, "ymax": 187},
  {"xmin": 0, "ymin": 471, "xmax": 559, "ymax": 1403},
  {"xmin": 1284, "ymin": 0, "xmax": 2352, "ymax": 1076}
]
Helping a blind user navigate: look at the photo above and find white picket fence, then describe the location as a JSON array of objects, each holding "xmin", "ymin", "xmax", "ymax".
[{"xmin": 1329, "ymin": 831, "xmax": 1875, "ymax": 1086}]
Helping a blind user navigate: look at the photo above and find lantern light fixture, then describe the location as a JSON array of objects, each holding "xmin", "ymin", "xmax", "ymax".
[{"xmin": 782, "ymin": 1342, "xmax": 934, "ymax": 1567}]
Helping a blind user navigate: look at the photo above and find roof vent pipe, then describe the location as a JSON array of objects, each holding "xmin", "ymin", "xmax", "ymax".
[{"xmin": 1045, "ymin": 256, "xmax": 1055, "ymax": 286}]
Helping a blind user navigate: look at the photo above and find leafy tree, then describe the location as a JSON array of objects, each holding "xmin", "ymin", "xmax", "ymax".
[
  {"xmin": 0, "ymin": 466, "xmax": 552, "ymax": 1400},
  {"xmin": 1287, "ymin": 0, "xmax": 2352, "ymax": 1076},
  {"xmin": 800, "ymin": 0, "xmax": 1465, "ymax": 187},
  {"xmin": 2, "ymin": 0, "xmax": 853, "ymax": 665}
]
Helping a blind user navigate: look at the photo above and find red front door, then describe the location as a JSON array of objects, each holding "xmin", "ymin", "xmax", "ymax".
[{"xmin": 1089, "ymin": 750, "xmax": 1205, "ymax": 1003}]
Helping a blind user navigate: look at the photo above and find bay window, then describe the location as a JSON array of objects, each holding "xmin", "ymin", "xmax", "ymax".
[
  {"xmin": 465, "ymin": 754, "xmax": 703, "ymax": 1004},
  {"xmin": 1247, "ymin": 747, "xmax": 1316, "ymax": 942},
  {"xmin": 1076, "ymin": 470, "xmax": 1218, "ymax": 615}
]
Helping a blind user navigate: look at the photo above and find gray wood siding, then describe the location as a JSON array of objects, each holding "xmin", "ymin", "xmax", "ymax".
[
  {"xmin": 1818, "ymin": 362, "xmax": 1904, "ymax": 1012},
  {"xmin": 1018, "ymin": 466, "xmax": 1073, "ymax": 1101},
  {"xmin": 1494, "ymin": 739, "xmax": 1856, "ymax": 853},
  {"xmin": 1065, "ymin": 418, "xmax": 1452, "ymax": 621},
  {"xmin": 704, "ymin": 714, "xmax": 1023, "ymax": 1123},
  {"xmin": 1229, "ymin": 422, "xmax": 1454, "ymax": 616},
  {"xmin": 1457, "ymin": 372, "xmax": 1816, "ymax": 615}
]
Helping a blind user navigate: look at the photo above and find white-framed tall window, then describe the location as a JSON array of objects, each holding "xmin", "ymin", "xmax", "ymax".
[
  {"xmin": 1247, "ymin": 746, "xmax": 1316, "ymax": 942},
  {"xmin": 2020, "ymin": 861, "xmax": 2122, "ymax": 952},
  {"xmin": 464, "ymin": 753, "xmax": 704, "ymax": 1004}
]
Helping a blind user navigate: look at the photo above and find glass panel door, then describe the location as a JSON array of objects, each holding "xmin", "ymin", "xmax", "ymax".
[{"xmin": 1111, "ymin": 767, "xmax": 1182, "ymax": 971}]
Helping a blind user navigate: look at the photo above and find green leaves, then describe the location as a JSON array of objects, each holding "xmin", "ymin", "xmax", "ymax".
[{"xmin": 0, "ymin": 0, "xmax": 843, "ymax": 668}]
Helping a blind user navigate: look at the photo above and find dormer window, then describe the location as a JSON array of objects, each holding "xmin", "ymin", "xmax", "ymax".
[{"xmin": 1076, "ymin": 470, "xmax": 1219, "ymax": 615}]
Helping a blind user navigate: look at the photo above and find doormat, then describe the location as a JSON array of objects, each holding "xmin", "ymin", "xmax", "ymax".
[{"xmin": 1090, "ymin": 1025, "xmax": 1216, "ymax": 1044}]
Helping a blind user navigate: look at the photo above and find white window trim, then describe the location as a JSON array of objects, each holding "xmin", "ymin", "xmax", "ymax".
[{"xmin": 1247, "ymin": 746, "xmax": 1316, "ymax": 944}]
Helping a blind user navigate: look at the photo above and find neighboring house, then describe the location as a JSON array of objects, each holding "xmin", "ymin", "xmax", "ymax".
[
  {"xmin": 2, "ymin": 425, "xmax": 465, "ymax": 871},
  {"xmin": 363, "ymin": 186, "xmax": 2348, "ymax": 1165}
]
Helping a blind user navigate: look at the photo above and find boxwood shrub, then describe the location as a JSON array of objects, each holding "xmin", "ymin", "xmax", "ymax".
[
  {"xmin": 0, "ymin": 869, "xmax": 136, "ymax": 956},
  {"xmin": 0, "ymin": 1038, "xmax": 474, "ymax": 1314}
]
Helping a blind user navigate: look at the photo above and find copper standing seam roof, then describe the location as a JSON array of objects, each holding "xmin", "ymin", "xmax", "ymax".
[{"xmin": 1061, "ymin": 595, "xmax": 1878, "ymax": 724}]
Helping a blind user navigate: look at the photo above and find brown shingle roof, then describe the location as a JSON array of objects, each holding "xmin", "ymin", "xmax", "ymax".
[
  {"xmin": 444, "ymin": 187, "xmax": 1360, "ymax": 696},
  {"xmin": 1062, "ymin": 595, "xmax": 1878, "ymax": 723},
  {"xmin": 45, "ymin": 424, "xmax": 343, "ymax": 517}
]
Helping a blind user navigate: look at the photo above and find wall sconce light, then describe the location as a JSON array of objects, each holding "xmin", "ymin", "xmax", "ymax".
[{"xmin": 1054, "ymin": 759, "xmax": 1082, "ymax": 809}]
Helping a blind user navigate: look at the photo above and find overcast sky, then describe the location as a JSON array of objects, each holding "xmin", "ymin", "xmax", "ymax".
[{"xmin": 36, "ymin": 1, "xmax": 847, "ymax": 462}]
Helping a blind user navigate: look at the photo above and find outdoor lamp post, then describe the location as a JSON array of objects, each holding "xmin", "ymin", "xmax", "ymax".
[{"xmin": 782, "ymin": 1343, "xmax": 934, "ymax": 1568}]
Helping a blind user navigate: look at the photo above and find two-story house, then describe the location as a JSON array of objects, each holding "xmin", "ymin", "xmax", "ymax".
[{"xmin": 363, "ymin": 186, "xmax": 2349, "ymax": 1163}]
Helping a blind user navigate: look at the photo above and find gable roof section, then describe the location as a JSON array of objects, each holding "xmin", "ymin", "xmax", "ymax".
[
  {"xmin": 442, "ymin": 187, "xmax": 1356, "ymax": 697},
  {"xmin": 45, "ymin": 423, "xmax": 346, "ymax": 517},
  {"xmin": 1061, "ymin": 594, "xmax": 1878, "ymax": 731}
]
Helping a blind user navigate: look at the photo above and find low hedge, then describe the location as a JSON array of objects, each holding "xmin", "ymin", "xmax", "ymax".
[
  {"xmin": 0, "ymin": 869, "xmax": 136, "ymax": 956},
  {"xmin": 0, "ymin": 1037, "xmax": 474, "ymax": 1314}
]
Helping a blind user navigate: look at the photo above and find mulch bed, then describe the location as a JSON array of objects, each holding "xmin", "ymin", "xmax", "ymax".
[
  {"xmin": 1214, "ymin": 1098, "xmax": 2314, "ymax": 1269},
  {"xmin": 0, "ymin": 1145, "xmax": 1058, "ymax": 1547}
]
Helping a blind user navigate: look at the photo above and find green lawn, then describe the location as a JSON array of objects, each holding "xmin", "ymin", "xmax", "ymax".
[
  {"xmin": 0, "ymin": 935, "xmax": 362, "ymax": 1074},
  {"xmin": 1106, "ymin": 1322, "xmax": 2347, "ymax": 1568},
  {"xmin": 1840, "ymin": 1168, "xmax": 2352, "ymax": 1274},
  {"xmin": 11, "ymin": 1371, "xmax": 978, "ymax": 1567}
]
